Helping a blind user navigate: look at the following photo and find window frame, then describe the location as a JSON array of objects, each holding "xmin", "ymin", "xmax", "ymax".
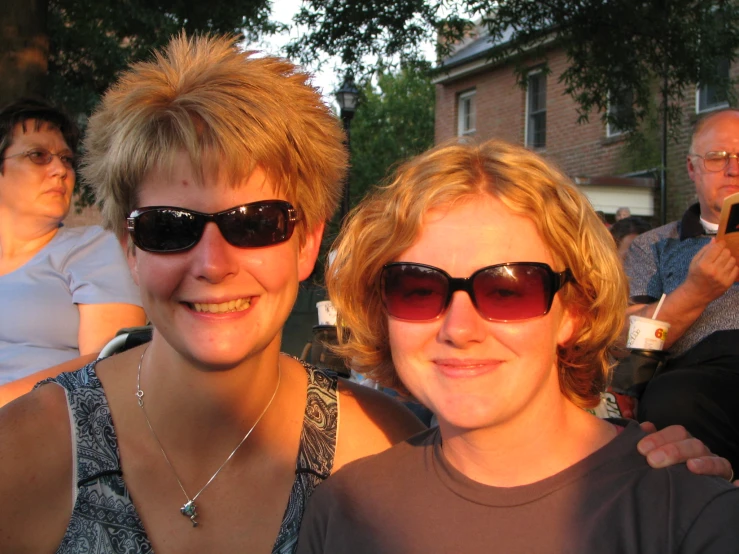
[
  {"xmin": 457, "ymin": 89, "xmax": 477, "ymax": 136},
  {"xmin": 606, "ymin": 89, "xmax": 635, "ymax": 138},
  {"xmin": 696, "ymin": 57, "xmax": 731, "ymax": 114},
  {"xmin": 525, "ymin": 69, "xmax": 547, "ymax": 149}
]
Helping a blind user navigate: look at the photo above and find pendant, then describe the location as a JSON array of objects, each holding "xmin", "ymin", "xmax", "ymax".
[{"xmin": 181, "ymin": 500, "xmax": 199, "ymax": 527}]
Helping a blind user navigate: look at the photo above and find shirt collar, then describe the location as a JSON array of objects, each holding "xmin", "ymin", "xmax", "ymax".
[{"xmin": 679, "ymin": 203, "xmax": 709, "ymax": 240}]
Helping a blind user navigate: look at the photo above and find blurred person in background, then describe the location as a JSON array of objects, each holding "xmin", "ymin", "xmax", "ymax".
[
  {"xmin": 615, "ymin": 206, "xmax": 632, "ymax": 221},
  {"xmin": 0, "ymin": 98, "xmax": 144, "ymax": 384},
  {"xmin": 610, "ymin": 215, "xmax": 652, "ymax": 261}
]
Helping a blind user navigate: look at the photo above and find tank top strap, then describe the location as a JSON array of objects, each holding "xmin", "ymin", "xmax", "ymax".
[
  {"xmin": 272, "ymin": 360, "xmax": 339, "ymax": 553},
  {"xmin": 39, "ymin": 361, "xmax": 153, "ymax": 553}
]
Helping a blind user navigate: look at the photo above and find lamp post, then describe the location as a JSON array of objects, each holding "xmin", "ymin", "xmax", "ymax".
[{"xmin": 335, "ymin": 73, "xmax": 359, "ymax": 221}]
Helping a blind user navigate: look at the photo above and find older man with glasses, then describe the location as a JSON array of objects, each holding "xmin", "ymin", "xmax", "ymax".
[{"xmin": 624, "ymin": 108, "xmax": 739, "ymax": 475}]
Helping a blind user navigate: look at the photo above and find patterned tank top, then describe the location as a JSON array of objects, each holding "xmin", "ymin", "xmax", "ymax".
[{"xmin": 40, "ymin": 358, "xmax": 338, "ymax": 553}]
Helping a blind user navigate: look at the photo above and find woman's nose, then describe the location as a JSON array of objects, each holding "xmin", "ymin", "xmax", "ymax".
[
  {"xmin": 438, "ymin": 291, "xmax": 488, "ymax": 347},
  {"xmin": 189, "ymin": 222, "xmax": 240, "ymax": 283}
]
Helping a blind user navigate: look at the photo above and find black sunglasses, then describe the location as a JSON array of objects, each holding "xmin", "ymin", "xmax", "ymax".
[
  {"xmin": 381, "ymin": 262, "xmax": 573, "ymax": 322},
  {"xmin": 127, "ymin": 200, "xmax": 299, "ymax": 253}
]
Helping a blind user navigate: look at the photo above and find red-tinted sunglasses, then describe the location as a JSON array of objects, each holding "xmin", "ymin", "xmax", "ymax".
[{"xmin": 381, "ymin": 262, "xmax": 574, "ymax": 322}]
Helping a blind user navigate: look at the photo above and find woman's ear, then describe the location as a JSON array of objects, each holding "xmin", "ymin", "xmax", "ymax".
[
  {"xmin": 119, "ymin": 233, "xmax": 139, "ymax": 286},
  {"xmin": 298, "ymin": 222, "xmax": 325, "ymax": 282},
  {"xmin": 557, "ymin": 304, "xmax": 580, "ymax": 348}
]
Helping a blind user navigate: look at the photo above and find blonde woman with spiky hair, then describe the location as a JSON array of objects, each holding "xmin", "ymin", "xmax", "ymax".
[{"xmin": 0, "ymin": 34, "xmax": 423, "ymax": 553}]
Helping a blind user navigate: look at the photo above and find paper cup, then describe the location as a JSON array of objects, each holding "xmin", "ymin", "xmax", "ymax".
[
  {"xmin": 316, "ymin": 300, "xmax": 337, "ymax": 326},
  {"xmin": 626, "ymin": 315, "xmax": 670, "ymax": 351}
]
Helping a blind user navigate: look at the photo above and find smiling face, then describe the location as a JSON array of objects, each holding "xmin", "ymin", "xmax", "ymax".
[
  {"xmin": 688, "ymin": 110, "xmax": 739, "ymax": 223},
  {"xmin": 127, "ymin": 152, "xmax": 322, "ymax": 369},
  {"xmin": 0, "ymin": 120, "xmax": 75, "ymax": 224},
  {"xmin": 387, "ymin": 195, "xmax": 576, "ymax": 433}
]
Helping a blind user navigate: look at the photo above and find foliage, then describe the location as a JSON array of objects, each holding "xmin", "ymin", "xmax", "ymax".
[
  {"xmin": 47, "ymin": 0, "xmax": 276, "ymax": 118},
  {"xmin": 314, "ymin": 62, "xmax": 436, "ymax": 285},
  {"xmin": 286, "ymin": 0, "xmax": 470, "ymax": 71},
  {"xmin": 288, "ymin": 0, "xmax": 739, "ymax": 134},
  {"xmin": 349, "ymin": 61, "xmax": 436, "ymax": 205},
  {"xmin": 38, "ymin": 0, "xmax": 276, "ymax": 206}
]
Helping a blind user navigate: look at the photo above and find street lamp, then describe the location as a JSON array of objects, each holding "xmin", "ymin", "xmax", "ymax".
[{"xmin": 335, "ymin": 73, "xmax": 359, "ymax": 220}]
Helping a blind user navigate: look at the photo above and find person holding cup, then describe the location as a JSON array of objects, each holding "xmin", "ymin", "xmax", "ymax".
[
  {"xmin": 625, "ymin": 108, "xmax": 739, "ymax": 472},
  {"xmin": 297, "ymin": 139, "xmax": 739, "ymax": 553}
]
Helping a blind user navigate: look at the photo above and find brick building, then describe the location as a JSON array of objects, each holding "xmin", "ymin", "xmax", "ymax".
[{"xmin": 434, "ymin": 27, "xmax": 737, "ymax": 224}]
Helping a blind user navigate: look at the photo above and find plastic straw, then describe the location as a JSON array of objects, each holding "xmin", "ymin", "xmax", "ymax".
[{"xmin": 652, "ymin": 293, "xmax": 667, "ymax": 320}]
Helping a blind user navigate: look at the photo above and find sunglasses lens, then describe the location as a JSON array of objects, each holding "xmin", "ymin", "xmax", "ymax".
[
  {"xmin": 382, "ymin": 265, "xmax": 448, "ymax": 320},
  {"xmin": 474, "ymin": 265, "xmax": 551, "ymax": 321},
  {"xmin": 219, "ymin": 202, "xmax": 292, "ymax": 248},
  {"xmin": 134, "ymin": 209, "xmax": 201, "ymax": 252}
]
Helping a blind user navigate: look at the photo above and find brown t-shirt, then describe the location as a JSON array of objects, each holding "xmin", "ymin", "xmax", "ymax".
[{"xmin": 297, "ymin": 421, "xmax": 739, "ymax": 553}]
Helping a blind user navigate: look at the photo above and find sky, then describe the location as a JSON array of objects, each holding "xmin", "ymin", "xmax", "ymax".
[
  {"xmin": 244, "ymin": 0, "xmax": 439, "ymax": 110},
  {"xmin": 244, "ymin": 0, "xmax": 344, "ymax": 109}
]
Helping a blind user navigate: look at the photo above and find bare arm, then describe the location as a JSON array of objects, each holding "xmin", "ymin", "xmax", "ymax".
[
  {"xmin": 334, "ymin": 380, "xmax": 426, "ymax": 471},
  {"xmin": 626, "ymin": 239, "xmax": 738, "ymax": 349},
  {"xmin": 77, "ymin": 303, "xmax": 146, "ymax": 355},
  {"xmin": 0, "ymin": 352, "xmax": 98, "ymax": 408},
  {"xmin": 0, "ymin": 385, "xmax": 74, "ymax": 552}
]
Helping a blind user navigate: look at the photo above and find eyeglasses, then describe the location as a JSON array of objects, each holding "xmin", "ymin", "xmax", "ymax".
[
  {"xmin": 381, "ymin": 262, "xmax": 573, "ymax": 322},
  {"xmin": 2, "ymin": 148, "xmax": 75, "ymax": 169},
  {"xmin": 127, "ymin": 200, "xmax": 299, "ymax": 253},
  {"xmin": 690, "ymin": 151, "xmax": 739, "ymax": 172}
]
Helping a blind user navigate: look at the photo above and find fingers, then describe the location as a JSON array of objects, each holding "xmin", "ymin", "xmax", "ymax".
[
  {"xmin": 637, "ymin": 423, "xmax": 735, "ymax": 481},
  {"xmin": 687, "ymin": 457, "xmax": 735, "ymax": 482},
  {"xmin": 686, "ymin": 240, "xmax": 737, "ymax": 296},
  {"xmin": 637, "ymin": 423, "xmax": 692, "ymax": 455},
  {"xmin": 639, "ymin": 421, "xmax": 657, "ymax": 434}
]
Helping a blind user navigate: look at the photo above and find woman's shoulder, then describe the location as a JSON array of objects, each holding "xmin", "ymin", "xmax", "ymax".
[
  {"xmin": 333, "ymin": 378, "xmax": 427, "ymax": 471},
  {"xmin": 0, "ymin": 381, "xmax": 74, "ymax": 551},
  {"xmin": 1, "ymin": 377, "xmax": 74, "ymax": 473},
  {"xmin": 55, "ymin": 224, "xmax": 108, "ymax": 243}
]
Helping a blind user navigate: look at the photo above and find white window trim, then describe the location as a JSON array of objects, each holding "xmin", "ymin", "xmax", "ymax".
[
  {"xmin": 696, "ymin": 58, "xmax": 731, "ymax": 114},
  {"xmin": 696, "ymin": 82, "xmax": 730, "ymax": 114},
  {"xmin": 525, "ymin": 69, "xmax": 546, "ymax": 149},
  {"xmin": 457, "ymin": 90, "xmax": 477, "ymax": 136},
  {"xmin": 606, "ymin": 99, "xmax": 625, "ymax": 138},
  {"xmin": 606, "ymin": 92, "xmax": 632, "ymax": 138}
]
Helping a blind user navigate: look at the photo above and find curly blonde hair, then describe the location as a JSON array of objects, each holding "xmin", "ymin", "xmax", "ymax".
[
  {"xmin": 83, "ymin": 33, "xmax": 348, "ymax": 239},
  {"xmin": 327, "ymin": 139, "xmax": 627, "ymax": 408}
]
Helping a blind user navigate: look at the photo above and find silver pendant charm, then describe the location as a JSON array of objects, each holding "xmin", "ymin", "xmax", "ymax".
[{"xmin": 181, "ymin": 500, "xmax": 199, "ymax": 527}]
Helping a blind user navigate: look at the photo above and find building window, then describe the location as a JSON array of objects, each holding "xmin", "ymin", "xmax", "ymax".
[
  {"xmin": 526, "ymin": 71, "xmax": 546, "ymax": 148},
  {"xmin": 457, "ymin": 90, "xmax": 476, "ymax": 136},
  {"xmin": 607, "ymin": 89, "xmax": 634, "ymax": 137},
  {"xmin": 697, "ymin": 58, "xmax": 730, "ymax": 113}
]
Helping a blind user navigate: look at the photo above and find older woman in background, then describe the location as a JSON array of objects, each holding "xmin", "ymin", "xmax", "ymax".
[
  {"xmin": 298, "ymin": 139, "xmax": 739, "ymax": 553},
  {"xmin": 0, "ymin": 99, "xmax": 144, "ymax": 383}
]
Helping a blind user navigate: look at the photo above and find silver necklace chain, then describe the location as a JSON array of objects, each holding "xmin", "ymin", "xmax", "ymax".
[{"xmin": 135, "ymin": 346, "xmax": 281, "ymax": 527}]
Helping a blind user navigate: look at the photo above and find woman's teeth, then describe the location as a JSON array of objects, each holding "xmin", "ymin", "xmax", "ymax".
[{"xmin": 191, "ymin": 298, "xmax": 251, "ymax": 313}]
